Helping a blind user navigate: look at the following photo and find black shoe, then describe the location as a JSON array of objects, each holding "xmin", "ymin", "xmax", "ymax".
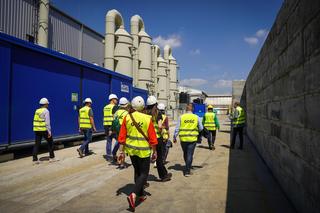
[
  {"xmin": 212, "ymin": 145, "xmax": 216, "ymax": 150},
  {"xmin": 161, "ymin": 173, "xmax": 172, "ymax": 182},
  {"xmin": 209, "ymin": 146, "xmax": 213, "ymax": 150},
  {"xmin": 77, "ymin": 148, "xmax": 83, "ymax": 158},
  {"xmin": 143, "ymin": 182, "xmax": 150, "ymax": 189}
]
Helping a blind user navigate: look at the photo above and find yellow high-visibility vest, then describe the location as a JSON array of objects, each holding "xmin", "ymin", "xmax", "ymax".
[
  {"xmin": 103, "ymin": 104, "xmax": 115, "ymax": 126},
  {"xmin": 161, "ymin": 114, "xmax": 169, "ymax": 140},
  {"xmin": 204, "ymin": 112, "xmax": 216, "ymax": 130},
  {"xmin": 33, "ymin": 108, "xmax": 47, "ymax": 131},
  {"xmin": 234, "ymin": 106, "xmax": 245, "ymax": 125},
  {"xmin": 125, "ymin": 111, "xmax": 152, "ymax": 158},
  {"xmin": 79, "ymin": 106, "xmax": 92, "ymax": 129},
  {"xmin": 179, "ymin": 113, "xmax": 199, "ymax": 142},
  {"xmin": 116, "ymin": 109, "xmax": 128, "ymax": 125},
  {"xmin": 153, "ymin": 116, "xmax": 161, "ymax": 138}
]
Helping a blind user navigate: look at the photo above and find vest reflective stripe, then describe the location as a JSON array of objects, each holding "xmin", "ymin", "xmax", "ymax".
[
  {"xmin": 79, "ymin": 106, "xmax": 92, "ymax": 129},
  {"xmin": 153, "ymin": 117, "xmax": 161, "ymax": 138},
  {"xmin": 103, "ymin": 104, "xmax": 114, "ymax": 126},
  {"xmin": 234, "ymin": 106, "xmax": 245, "ymax": 125},
  {"xmin": 204, "ymin": 112, "xmax": 216, "ymax": 130},
  {"xmin": 33, "ymin": 108, "xmax": 47, "ymax": 131},
  {"xmin": 161, "ymin": 114, "xmax": 169, "ymax": 140},
  {"xmin": 125, "ymin": 111, "xmax": 152, "ymax": 158},
  {"xmin": 116, "ymin": 109, "xmax": 128, "ymax": 125},
  {"xmin": 179, "ymin": 113, "xmax": 199, "ymax": 142}
]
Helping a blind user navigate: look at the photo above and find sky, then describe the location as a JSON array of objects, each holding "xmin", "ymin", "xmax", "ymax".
[{"xmin": 52, "ymin": 0, "xmax": 283, "ymax": 94}]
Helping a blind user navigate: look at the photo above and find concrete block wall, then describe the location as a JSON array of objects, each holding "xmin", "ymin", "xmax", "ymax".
[{"xmin": 243, "ymin": 0, "xmax": 320, "ymax": 212}]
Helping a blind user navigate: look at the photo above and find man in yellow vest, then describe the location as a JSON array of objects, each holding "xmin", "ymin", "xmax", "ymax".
[
  {"xmin": 113, "ymin": 97, "xmax": 129, "ymax": 168},
  {"xmin": 173, "ymin": 103, "xmax": 203, "ymax": 177},
  {"xmin": 77, "ymin": 98, "xmax": 96, "ymax": 157},
  {"xmin": 202, "ymin": 105, "xmax": 220, "ymax": 150},
  {"xmin": 104, "ymin": 94, "xmax": 119, "ymax": 161},
  {"xmin": 32, "ymin": 98, "xmax": 55, "ymax": 164},
  {"xmin": 146, "ymin": 96, "xmax": 172, "ymax": 182},
  {"xmin": 157, "ymin": 103, "xmax": 171, "ymax": 163},
  {"xmin": 118, "ymin": 96, "xmax": 158, "ymax": 211},
  {"xmin": 230, "ymin": 102, "xmax": 246, "ymax": 149}
]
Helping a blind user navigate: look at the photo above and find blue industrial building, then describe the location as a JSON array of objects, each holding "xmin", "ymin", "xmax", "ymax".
[{"xmin": 0, "ymin": 32, "xmax": 148, "ymax": 150}]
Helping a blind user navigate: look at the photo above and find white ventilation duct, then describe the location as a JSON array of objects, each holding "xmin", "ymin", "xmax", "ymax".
[
  {"xmin": 37, "ymin": 0, "xmax": 49, "ymax": 47},
  {"xmin": 157, "ymin": 54, "xmax": 168, "ymax": 106},
  {"xmin": 104, "ymin": 9, "xmax": 124, "ymax": 70},
  {"xmin": 151, "ymin": 45, "xmax": 161, "ymax": 95},
  {"xmin": 114, "ymin": 28, "xmax": 133, "ymax": 76},
  {"xmin": 131, "ymin": 15, "xmax": 152, "ymax": 90}
]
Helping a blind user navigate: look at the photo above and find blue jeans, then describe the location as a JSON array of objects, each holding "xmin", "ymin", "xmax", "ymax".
[
  {"xmin": 180, "ymin": 142, "xmax": 197, "ymax": 173},
  {"xmin": 80, "ymin": 129, "xmax": 92, "ymax": 154},
  {"xmin": 105, "ymin": 126, "xmax": 117, "ymax": 156}
]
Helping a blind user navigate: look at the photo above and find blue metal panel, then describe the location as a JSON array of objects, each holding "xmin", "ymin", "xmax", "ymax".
[
  {"xmin": 0, "ymin": 41, "xmax": 11, "ymax": 145},
  {"xmin": 10, "ymin": 46, "xmax": 81, "ymax": 143},
  {"xmin": 111, "ymin": 76, "xmax": 132, "ymax": 101},
  {"xmin": 132, "ymin": 87, "xmax": 148, "ymax": 102},
  {"xmin": 82, "ymin": 68, "xmax": 110, "ymax": 131}
]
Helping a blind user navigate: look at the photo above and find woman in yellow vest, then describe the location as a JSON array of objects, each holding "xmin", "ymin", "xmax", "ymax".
[
  {"xmin": 32, "ymin": 98, "xmax": 55, "ymax": 164},
  {"xmin": 146, "ymin": 96, "xmax": 172, "ymax": 182},
  {"xmin": 157, "ymin": 103, "xmax": 172, "ymax": 163},
  {"xmin": 118, "ymin": 96, "xmax": 158, "ymax": 211},
  {"xmin": 173, "ymin": 103, "xmax": 203, "ymax": 177},
  {"xmin": 230, "ymin": 102, "xmax": 246, "ymax": 149},
  {"xmin": 77, "ymin": 98, "xmax": 97, "ymax": 157},
  {"xmin": 202, "ymin": 105, "xmax": 220, "ymax": 150}
]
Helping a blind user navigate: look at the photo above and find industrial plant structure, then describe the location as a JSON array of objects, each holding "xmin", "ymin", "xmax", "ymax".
[{"xmin": 0, "ymin": 0, "xmax": 180, "ymax": 115}]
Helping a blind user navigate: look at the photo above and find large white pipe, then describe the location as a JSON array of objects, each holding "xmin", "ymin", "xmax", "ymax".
[
  {"xmin": 104, "ymin": 9, "xmax": 124, "ymax": 70},
  {"xmin": 157, "ymin": 55, "xmax": 168, "ymax": 106},
  {"xmin": 152, "ymin": 45, "xmax": 161, "ymax": 96},
  {"xmin": 114, "ymin": 28, "xmax": 133, "ymax": 76},
  {"xmin": 37, "ymin": 0, "xmax": 49, "ymax": 47}
]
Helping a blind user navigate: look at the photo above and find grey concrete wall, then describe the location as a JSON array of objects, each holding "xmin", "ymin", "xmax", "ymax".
[
  {"xmin": 232, "ymin": 80, "xmax": 245, "ymax": 106},
  {"xmin": 243, "ymin": 0, "xmax": 320, "ymax": 212}
]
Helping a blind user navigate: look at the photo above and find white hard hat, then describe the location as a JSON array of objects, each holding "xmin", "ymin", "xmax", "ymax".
[
  {"xmin": 146, "ymin": 95, "xmax": 157, "ymax": 106},
  {"xmin": 84, "ymin": 98, "xmax": 92, "ymax": 103},
  {"xmin": 119, "ymin": 97, "xmax": 129, "ymax": 106},
  {"xmin": 39, "ymin": 98, "xmax": 49, "ymax": 105},
  {"xmin": 157, "ymin": 103, "xmax": 166, "ymax": 110},
  {"xmin": 131, "ymin": 96, "xmax": 145, "ymax": 111},
  {"xmin": 109, "ymin": 94, "xmax": 118, "ymax": 100}
]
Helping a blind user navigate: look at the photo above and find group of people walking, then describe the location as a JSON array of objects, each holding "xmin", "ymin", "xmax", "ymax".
[{"xmin": 32, "ymin": 94, "xmax": 245, "ymax": 211}]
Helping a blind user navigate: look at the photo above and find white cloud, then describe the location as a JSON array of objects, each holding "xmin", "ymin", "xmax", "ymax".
[
  {"xmin": 244, "ymin": 28, "xmax": 269, "ymax": 46},
  {"xmin": 189, "ymin": 49, "xmax": 201, "ymax": 55},
  {"xmin": 153, "ymin": 34, "xmax": 182, "ymax": 48},
  {"xmin": 213, "ymin": 80, "xmax": 233, "ymax": 88},
  {"xmin": 244, "ymin": 37, "xmax": 259, "ymax": 45},
  {"xmin": 255, "ymin": 29, "xmax": 269, "ymax": 38},
  {"xmin": 180, "ymin": 78, "xmax": 208, "ymax": 87}
]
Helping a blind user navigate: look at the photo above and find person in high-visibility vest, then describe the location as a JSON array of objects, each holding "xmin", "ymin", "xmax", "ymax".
[
  {"xmin": 32, "ymin": 98, "xmax": 56, "ymax": 164},
  {"xmin": 77, "ymin": 98, "xmax": 97, "ymax": 157},
  {"xmin": 173, "ymin": 103, "xmax": 203, "ymax": 177},
  {"xmin": 104, "ymin": 94, "xmax": 119, "ymax": 161},
  {"xmin": 230, "ymin": 102, "xmax": 246, "ymax": 149},
  {"xmin": 202, "ymin": 105, "xmax": 220, "ymax": 150},
  {"xmin": 157, "ymin": 103, "xmax": 172, "ymax": 164},
  {"xmin": 146, "ymin": 96, "xmax": 172, "ymax": 182},
  {"xmin": 113, "ymin": 97, "xmax": 129, "ymax": 168},
  {"xmin": 118, "ymin": 96, "xmax": 158, "ymax": 211}
]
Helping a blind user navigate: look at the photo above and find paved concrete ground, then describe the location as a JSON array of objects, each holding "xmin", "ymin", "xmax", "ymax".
[{"xmin": 0, "ymin": 116, "xmax": 296, "ymax": 213}]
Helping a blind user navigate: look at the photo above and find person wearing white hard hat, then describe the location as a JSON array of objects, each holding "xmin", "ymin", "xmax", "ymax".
[
  {"xmin": 77, "ymin": 98, "xmax": 96, "ymax": 158},
  {"xmin": 118, "ymin": 96, "xmax": 158, "ymax": 211},
  {"xmin": 146, "ymin": 96, "xmax": 172, "ymax": 182},
  {"xmin": 32, "ymin": 98, "xmax": 55, "ymax": 164},
  {"xmin": 103, "ymin": 93, "xmax": 119, "ymax": 162},
  {"xmin": 112, "ymin": 97, "xmax": 130, "ymax": 168},
  {"xmin": 157, "ymin": 103, "xmax": 172, "ymax": 164}
]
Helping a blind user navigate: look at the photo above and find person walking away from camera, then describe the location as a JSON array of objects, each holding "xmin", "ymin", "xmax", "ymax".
[
  {"xmin": 104, "ymin": 94, "xmax": 119, "ymax": 161},
  {"xmin": 157, "ymin": 103, "xmax": 171, "ymax": 163},
  {"xmin": 230, "ymin": 102, "xmax": 246, "ymax": 149},
  {"xmin": 77, "ymin": 98, "xmax": 97, "ymax": 157},
  {"xmin": 32, "ymin": 98, "xmax": 56, "ymax": 164},
  {"xmin": 146, "ymin": 96, "xmax": 172, "ymax": 182},
  {"xmin": 173, "ymin": 103, "xmax": 203, "ymax": 177},
  {"xmin": 118, "ymin": 96, "xmax": 158, "ymax": 211},
  {"xmin": 113, "ymin": 97, "xmax": 129, "ymax": 168},
  {"xmin": 202, "ymin": 105, "xmax": 220, "ymax": 150}
]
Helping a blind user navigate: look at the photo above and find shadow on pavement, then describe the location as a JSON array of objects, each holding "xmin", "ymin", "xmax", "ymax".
[
  {"xmin": 116, "ymin": 184, "xmax": 151, "ymax": 197},
  {"xmin": 167, "ymin": 163, "xmax": 184, "ymax": 172},
  {"xmin": 220, "ymin": 145, "xmax": 230, "ymax": 149},
  {"xmin": 197, "ymin": 145, "xmax": 210, "ymax": 150}
]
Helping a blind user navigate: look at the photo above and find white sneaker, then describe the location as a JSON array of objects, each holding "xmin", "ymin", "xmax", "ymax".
[{"xmin": 153, "ymin": 162, "xmax": 157, "ymax": 168}]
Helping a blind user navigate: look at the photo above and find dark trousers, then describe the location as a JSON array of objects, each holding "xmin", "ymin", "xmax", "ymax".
[
  {"xmin": 130, "ymin": 155, "xmax": 150, "ymax": 196},
  {"xmin": 156, "ymin": 137, "xmax": 168, "ymax": 179},
  {"xmin": 180, "ymin": 142, "xmax": 197, "ymax": 173},
  {"xmin": 33, "ymin": 131, "xmax": 55, "ymax": 161},
  {"xmin": 208, "ymin": 130, "xmax": 216, "ymax": 148},
  {"xmin": 163, "ymin": 140, "xmax": 172, "ymax": 162},
  {"xmin": 80, "ymin": 128, "xmax": 92, "ymax": 154},
  {"xmin": 231, "ymin": 127, "xmax": 244, "ymax": 148},
  {"xmin": 104, "ymin": 126, "xmax": 117, "ymax": 156}
]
